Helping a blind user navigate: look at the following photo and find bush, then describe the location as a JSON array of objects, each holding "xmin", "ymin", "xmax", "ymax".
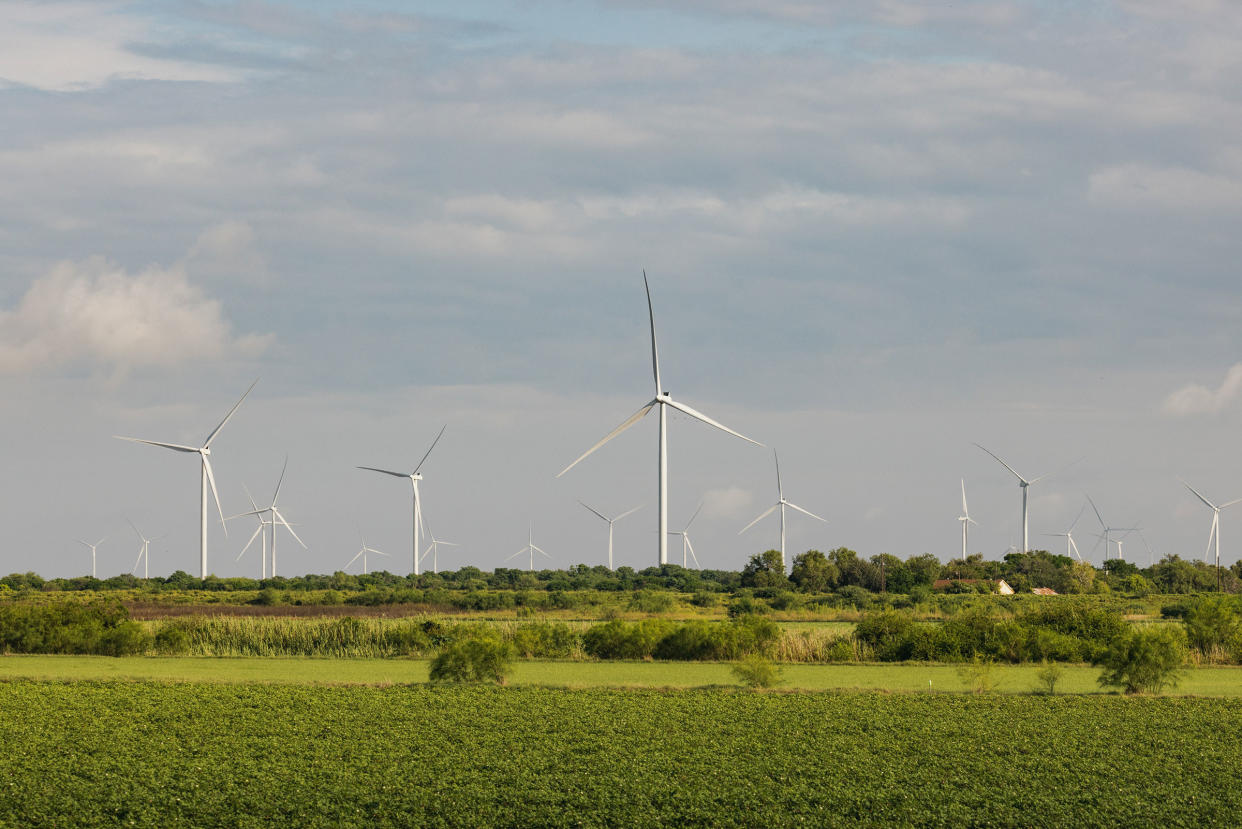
[
  {"xmin": 726, "ymin": 596, "xmax": 769, "ymax": 618},
  {"xmin": 1183, "ymin": 598, "xmax": 1239, "ymax": 656},
  {"xmin": 511, "ymin": 622, "xmax": 577, "ymax": 658},
  {"xmin": 1034, "ymin": 661, "xmax": 1064, "ymax": 695},
  {"xmin": 0, "ymin": 602, "xmax": 150, "ymax": 656},
  {"xmin": 855, "ymin": 611, "xmax": 916, "ymax": 661},
  {"xmin": 732, "ymin": 654, "xmax": 782, "ymax": 688},
  {"xmin": 956, "ymin": 658, "xmax": 999, "ymax": 694},
  {"xmin": 1095, "ymin": 628, "xmax": 1185, "ymax": 694},
  {"xmin": 582, "ymin": 620, "xmax": 673, "ymax": 660},
  {"xmin": 627, "ymin": 591, "xmax": 675, "ymax": 614},
  {"xmin": 428, "ymin": 636, "xmax": 515, "ymax": 684},
  {"xmin": 154, "ymin": 623, "xmax": 191, "ymax": 654}
]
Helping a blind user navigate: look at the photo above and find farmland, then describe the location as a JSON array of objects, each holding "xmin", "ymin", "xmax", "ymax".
[{"xmin": 3, "ymin": 680, "xmax": 1241, "ymax": 827}]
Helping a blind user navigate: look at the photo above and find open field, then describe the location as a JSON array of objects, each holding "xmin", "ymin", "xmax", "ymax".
[
  {"xmin": 3, "ymin": 680, "xmax": 1241, "ymax": 827},
  {"xmin": 5, "ymin": 655, "xmax": 1242, "ymax": 695}
]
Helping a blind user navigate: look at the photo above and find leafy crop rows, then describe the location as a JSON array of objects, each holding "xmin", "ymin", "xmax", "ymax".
[{"xmin": 2, "ymin": 680, "xmax": 1240, "ymax": 827}]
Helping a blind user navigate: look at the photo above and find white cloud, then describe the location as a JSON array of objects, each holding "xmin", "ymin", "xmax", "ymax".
[
  {"xmin": 1162, "ymin": 363, "xmax": 1242, "ymax": 415},
  {"xmin": 0, "ymin": 255, "xmax": 271, "ymax": 375},
  {"xmin": 1088, "ymin": 164, "xmax": 1242, "ymax": 212},
  {"xmin": 701, "ymin": 486, "xmax": 753, "ymax": 519}
]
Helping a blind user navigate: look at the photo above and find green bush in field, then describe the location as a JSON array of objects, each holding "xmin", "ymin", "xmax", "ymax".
[
  {"xmin": 1183, "ymin": 598, "xmax": 1239, "ymax": 656},
  {"xmin": 429, "ymin": 636, "xmax": 515, "ymax": 684},
  {"xmin": 732, "ymin": 654, "xmax": 782, "ymax": 688},
  {"xmin": 1095, "ymin": 627, "xmax": 1185, "ymax": 694},
  {"xmin": 0, "ymin": 602, "xmax": 149, "ymax": 656},
  {"xmin": 582, "ymin": 619, "xmax": 674, "ymax": 659},
  {"xmin": 153, "ymin": 623, "xmax": 191, "ymax": 654},
  {"xmin": 627, "ymin": 591, "xmax": 675, "ymax": 613},
  {"xmin": 1035, "ymin": 661, "xmax": 1064, "ymax": 695},
  {"xmin": 511, "ymin": 622, "xmax": 577, "ymax": 658}
]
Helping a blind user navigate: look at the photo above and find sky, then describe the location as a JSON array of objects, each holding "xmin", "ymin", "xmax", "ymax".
[{"xmin": 3, "ymin": 0, "xmax": 1242, "ymax": 579}]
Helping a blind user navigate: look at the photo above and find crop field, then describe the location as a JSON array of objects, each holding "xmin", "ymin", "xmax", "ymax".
[
  {"xmin": 5, "ymin": 655, "xmax": 1242, "ymax": 695},
  {"xmin": 2, "ymin": 680, "xmax": 1241, "ymax": 827}
]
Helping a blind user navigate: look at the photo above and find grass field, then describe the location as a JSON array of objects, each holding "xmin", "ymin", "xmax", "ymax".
[
  {"xmin": 2, "ymin": 680, "xmax": 1240, "ymax": 827},
  {"xmin": 4, "ymin": 655, "xmax": 1242, "ymax": 695}
]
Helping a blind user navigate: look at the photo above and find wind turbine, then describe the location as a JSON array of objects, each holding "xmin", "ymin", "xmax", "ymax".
[
  {"xmin": 127, "ymin": 519, "xmax": 159, "ymax": 579},
  {"xmin": 232, "ymin": 487, "xmax": 271, "ymax": 579},
  {"xmin": 557, "ymin": 273, "xmax": 762, "ymax": 566},
  {"xmin": 75, "ymin": 537, "xmax": 105, "ymax": 579},
  {"xmin": 1043, "ymin": 502, "xmax": 1087, "ymax": 561},
  {"xmin": 234, "ymin": 457, "xmax": 305, "ymax": 578},
  {"xmin": 669, "ymin": 502, "xmax": 703, "ymax": 568},
  {"xmin": 357, "ymin": 425, "xmax": 446, "ymax": 576},
  {"xmin": 506, "ymin": 525, "xmax": 550, "ymax": 572},
  {"xmin": 739, "ymin": 450, "xmax": 825, "ymax": 571},
  {"xmin": 420, "ymin": 521, "xmax": 458, "ymax": 575},
  {"xmin": 346, "ymin": 534, "xmax": 389, "ymax": 575},
  {"xmin": 1180, "ymin": 479, "xmax": 1242, "ymax": 584},
  {"xmin": 973, "ymin": 443, "xmax": 1056, "ymax": 553},
  {"xmin": 578, "ymin": 502, "xmax": 641, "ymax": 570},
  {"xmin": 1086, "ymin": 495, "xmax": 1137, "ymax": 563},
  {"xmin": 958, "ymin": 479, "xmax": 978, "ymax": 560},
  {"xmin": 115, "ymin": 379, "xmax": 257, "ymax": 579}
]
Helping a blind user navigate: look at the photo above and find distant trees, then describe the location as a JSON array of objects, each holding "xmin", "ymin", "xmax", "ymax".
[
  {"xmin": 740, "ymin": 551, "xmax": 788, "ymax": 588},
  {"xmin": 789, "ymin": 551, "xmax": 837, "ymax": 592}
]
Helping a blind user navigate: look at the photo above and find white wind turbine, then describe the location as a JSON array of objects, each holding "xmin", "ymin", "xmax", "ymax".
[
  {"xmin": 739, "ymin": 450, "xmax": 825, "ymax": 571},
  {"xmin": 232, "ymin": 487, "xmax": 271, "ymax": 579},
  {"xmin": 346, "ymin": 534, "xmax": 389, "ymax": 575},
  {"xmin": 973, "ymin": 443, "xmax": 1056, "ymax": 553},
  {"xmin": 357, "ymin": 425, "xmax": 446, "ymax": 576},
  {"xmin": 1180, "ymin": 479, "xmax": 1242, "ymax": 574},
  {"xmin": 115, "ymin": 380, "xmax": 258, "ymax": 579},
  {"xmin": 958, "ymin": 479, "xmax": 978, "ymax": 560},
  {"xmin": 127, "ymin": 519, "xmax": 160, "ymax": 579},
  {"xmin": 1043, "ymin": 502, "xmax": 1088, "ymax": 561},
  {"xmin": 1086, "ymin": 495, "xmax": 1137, "ymax": 563},
  {"xmin": 669, "ymin": 503, "xmax": 703, "ymax": 568},
  {"xmin": 75, "ymin": 537, "xmax": 105, "ymax": 579},
  {"xmin": 233, "ymin": 457, "xmax": 305, "ymax": 578},
  {"xmin": 507, "ymin": 525, "xmax": 550, "ymax": 572},
  {"xmin": 557, "ymin": 272, "xmax": 762, "ymax": 566},
  {"xmin": 420, "ymin": 521, "xmax": 458, "ymax": 575},
  {"xmin": 579, "ymin": 502, "xmax": 641, "ymax": 571}
]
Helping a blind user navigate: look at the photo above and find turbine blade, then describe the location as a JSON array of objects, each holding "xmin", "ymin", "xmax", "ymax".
[
  {"xmin": 684, "ymin": 502, "xmax": 704, "ymax": 532},
  {"xmin": 1086, "ymin": 494, "xmax": 1106, "ymax": 530},
  {"xmin": 273, "ymin": 509, "xmax": 307, "ymax": 548},
  {"xmin": 237, "ymin": 525, "xmax": 264, "ymax": 560},
  {"xmin": 357, "ymin": 466, "xmax": 411, "ymax": 479},
  {"xmin": 556, "ymin": 401, "xmax": 656, "ymax": 478},
  {"xmin": 1029, "ymin": 455, "xmax": 1084, "ymax": 486},
  {"xmin": 579, "ymin": 501, "xmax": 610, "ymax": 522},
  {"xmin": 505, "ymin": 548, "xmax": 527, "ymax": 561},
  {"xmin": 774, "ymin": 450, "xmax": 783, "ymax": 500},
  {"xmin": 960, "ymin": 478, "xmax": 968, "ymax": 516},
  {"xmin": 972, "ymin": 443, "xmax": 1026, "ymax": 483},
  {"xmin": 439, "ymin": 541, "xmax": 459, "ymax": 547},
  {"xmin": 272, "ymin": 455, "xmax": 289, "ymax": 505},
  {"xmin": 370, "ymin": 548, "xmax": 390, "ymax": 557},
  {"xmin": 663, "ymin": 398, "xmax": 762, "ymax": 447},
  {"xmin": 126, "ymin": 518, "xmax": 142, "ymax": 540},
  {"xmin": 644, "ymin": 270, "xmax": 661, "ymax": 395},
  {"xmin": 785, "ymin": 501, "xmax": 827, "ymax": 522},
  {"xmin": 533, "ymin": 545, "xmax": 551, "ymax": 558},
  {"xmin": 687, "ymin": 536, "xmax": 699, "ymax": 568},
  {"xmin": 132, "ymin": 547, "xmax": 144, "ymax": 574},
  {"xmin": 413, "ymin": 425, "xmax": 447, "ymax": 475},
  {"xmin": 243, "ymin": 483, "xmax": 260, "ymax": 514},
  {"xmin": 1220, "ymin": 497, "xmax": 1242, "ymax": 509},
  {"xmin": 615, "ymin": 505, "xmax": 642, "ymax": 521},
  {"xmin": 1068, "ymin": 501, "xmax": 1088, "ymax": 533},
  {"xmin": 738, "ymin": 504, "xmax": 779, "ymax": 535},
  {"xmin": 1206, "ymin": 513, "xmax": 1218, "ymax": 561},
  {"xmin": 203, "ymin": 456, "xmax": 228, "ymax": 536},
  {"xmin": 346, "ymin": 550, "xmax": 363, "ymax": 568},
  {"xmin": 1181, "ymin": 479, "xmax": 1218, "ymax": 511},
  {"xmin": 202, "ymin": 378, "xmax": 259, "ymax": 448},
  {"xmin": 114, "ymin": 437, "xmax": 199, "ymax": 453}
]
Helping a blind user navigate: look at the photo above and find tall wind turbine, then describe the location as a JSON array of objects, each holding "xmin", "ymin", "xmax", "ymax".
[
  {"xmin": 232, "ymin": 487, "xmax": 270, "ymax": 579},
  {"xmin": 357, "ymin": 425, "xmax": 446, "ymax": 576},
  {"xmin": 739, "ymin": 450, "xmax": 825, "ymax": 571},
  {"xmin": 127, "ymin": 519, "xmax": 159, "ymax": 579},
  {"xmin": 557, "ymin": 273, "xmax": 762, "ymax": 566},
  {"xmin": 1043, "ymin": 502, "xmax": 1087, "ymax": 561},
  {"xmin": 1180, "ymin": 480, "xmax": 1242, "ymax": 578},
  {"xmin": 973, "ymin": 443, "xmax": 1054, "ymax": 553},
  {"xmin": 234, "ymin": 457, "xmax": 305, "ymax": 578},
  {"xmin": 1086, "ymin": 495, "xmax": 1137, "ymax": 563},
  {"xmin": 115, "ymin": 380, "xmax": 257, "ymax": 579},
  {"xmin": 579, "ymin": 502, "xmax": 641, "ymax": 570},
  {"xmin": 420, "ymin": 521, "xmax": 457, "ymax": 574},
  {"xmin": 346, "ymin": 535, "xmax": 389, "ymax": 575},
  {"xmin": 507, "ymin": 525, "xmax": 550, "ymax": 572},
  {"xmin": 669, "ymin": 503, "xmax": 703, "ymax": 568},
  {"xmin": 75, "ymin": 537, "xmax": 105, "ymax": 579},
  {"xmin": 958, "ymin": 479, "xmax": 978, "ymax": 559}
]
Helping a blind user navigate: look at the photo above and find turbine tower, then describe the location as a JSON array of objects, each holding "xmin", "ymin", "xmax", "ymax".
[
  {"xmin": 578, "ymin": 502, "xmax": 641, "ymax": 570},
  {"xmin": 669, "ymin": 502, "xmax": 703, "ymax": 568},
  {"xmin": 1043, "ymin": 502, "xmax": 1087, "ymax": 561},
  {"xmin": 507, "ymin": 525, "xmax": 550, "ymax": 572},
  {"xmin": 75, "ymin": 537, "xmax": 105, "ymax": 579},
  {"xmin": 557, "ymin": 272, "xmax": 762, "ymax": 566},
  {"xmin": 358, "ymin": 425, "xmax": 446, "ymax": 576},
  {"xmin": 127, "ymin": 519, "xmax": 158, "ymax": 579},
  {"xmin": 234, "ymin": 457, "xmax": 305, "ymax": 578},
  {"xmin": 346, "ymin": 534, "xmax": 389, "ymax": 575},
  {"xmin": 115, "ymin": 379, "xmax": 258, "ymax": 579},
  {"xmin": 973, "ymin": 443, "xmax": 1054, "ymax": 553},
  {"xmin": 958, "ymin": 479, "xmax": 978, "ymax": 559},
  {"xmin": 232, "ymin": 487, "xmax": 270, "ymax": 579},
  {"xmin": 1181, "ymin": 479, "xmax": 1242, "ymax": 583},
  {"xmin": 1086, "ymin": 495, "xmax": 1137, "ymax": 563},
  {"xmin": 420, "ymin": 521, "xmax": 457, "ymax": 575},
  {"xmin": 739, "ymin": 450, "xmax": 825, "ymax": 571}
]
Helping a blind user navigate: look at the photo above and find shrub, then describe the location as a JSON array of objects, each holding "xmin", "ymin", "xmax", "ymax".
[
  {"xmin": 855, "ymin": 610, "xmax": 916, "ymax": 661},
  {"xmin": 1035, "ymin": 661, "xmax": 1064, "ymax": 695},
  {"xmin": 627, "ymin": 591, "xmax": 675, "ymax": 614},
  {"xmin": 1183, "ymin": 598, "xmax": 1239, "ymax": 656},
  {"xmin": 428, "ymin": 636, "xmax": 515, "ymax": 684},
  {"xmin": 732, "ymin": 655, "xmax": 782, "ymax": 688},
  {"xmin": 582, "ymin": 620, "xmax": 672, "ymax": 660},
  {"xmin": 511, "ymin": 622, "xmax": 577, "ymax": 658},
  {"xmin": 956, "ymin": 658, "xmax": 999, "ymax": 694},
  {"xmin": 0, "ymin": 602, "xmax": 150, "ymax": 656},
  {"xmin": 1095, "ymin": 627, "xmax": 1185, "ymax": 694},
  {"xmin": 726, "ymin": 596, "xmax": 769, "ymax": 618},
  {"xmin": 154, "ymin": 623, "xmax": 191, "ymax": 654},
  {"xmin": 689, "ymin": 591, "xmax": 718, "ymax": 608}
]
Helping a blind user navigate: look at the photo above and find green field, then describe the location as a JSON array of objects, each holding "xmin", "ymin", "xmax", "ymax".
[
  {"xmin": 4, "ymin": 655, "xmax": 1242, "ymax": 695},
  {"xmin": 2, "ymin": 680, "xmax": 1240, "ymax": 827}
]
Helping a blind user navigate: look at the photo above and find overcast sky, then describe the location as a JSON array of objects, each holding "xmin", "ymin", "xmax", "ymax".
[{"xmin": 3, "ymin": 0, "xmax": 1242, "ymax": 579}]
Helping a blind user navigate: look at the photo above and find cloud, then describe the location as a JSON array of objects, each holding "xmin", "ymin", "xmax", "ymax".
[
  {"xmin": 0, "ymin": 255, "xmax": 271, "ymax": 375},
  {"xmin": 1162, "ymin": 363, "xmax": 1242, "ymax": 415},
  {"xmin": 186, "ymin": 221, "xmax": 270, "ymax": 285},
  {"xmin": 701, "ymin": 486, "xmax": 753, "ymax": 520},
  {"xmin": 1088, "ymin": 164, "xmax": 1242, "ymax": 213}
]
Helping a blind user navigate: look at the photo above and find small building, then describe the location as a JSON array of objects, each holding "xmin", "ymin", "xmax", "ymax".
[
  {"xmin": 1031, "ymin": 587, "xmax": 1059, "ymax": 596},
  {"xmin": 932, "ymin": 578, "xmax": 1015, "ymax": 595}
]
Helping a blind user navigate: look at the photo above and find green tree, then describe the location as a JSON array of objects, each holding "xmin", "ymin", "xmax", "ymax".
[
  {"xmin": 741, "ymin": 551, "xmax": 788, "ymax": 588},
  {"xmin": 429, "ymin": 636, "xmax": 515, "ymax": 684},
  {"xmin": 732, "ymin": 654, "xmax": 782, "ymax": 688},
  {"xmin": 1183, "ymin": 598, "xmax": 1239, "ymax": 655},
  {"xmin": 789, "ymin": 550, "xmax": 837, "ymax": 593},
  {"xmin": 1095, "ymin": 627, "xmax": 1185, "ymax": 694}
]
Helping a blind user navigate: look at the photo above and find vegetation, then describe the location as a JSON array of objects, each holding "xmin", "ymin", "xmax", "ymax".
[
  {"xmin": 1035, "ymin": 661, "xmax": 1065, "ymax": 695},
  {"xmin": 2, "ymin": 681, "xmax": 1241, "ymax": 826},
  {"xmin": 732, "ymin": 654, "xmax": 783, "ymax": 688},
  {"xmin": 0, "ymin": 602, "xmax": 148, "ymax": 656},
  {"xmin": 429, "ymin": 635, "xmax": 514, "ymax": 684},
  {"xmin": 1095, "ymin": 627, "xmax": 1186, "ymax": 694}
]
